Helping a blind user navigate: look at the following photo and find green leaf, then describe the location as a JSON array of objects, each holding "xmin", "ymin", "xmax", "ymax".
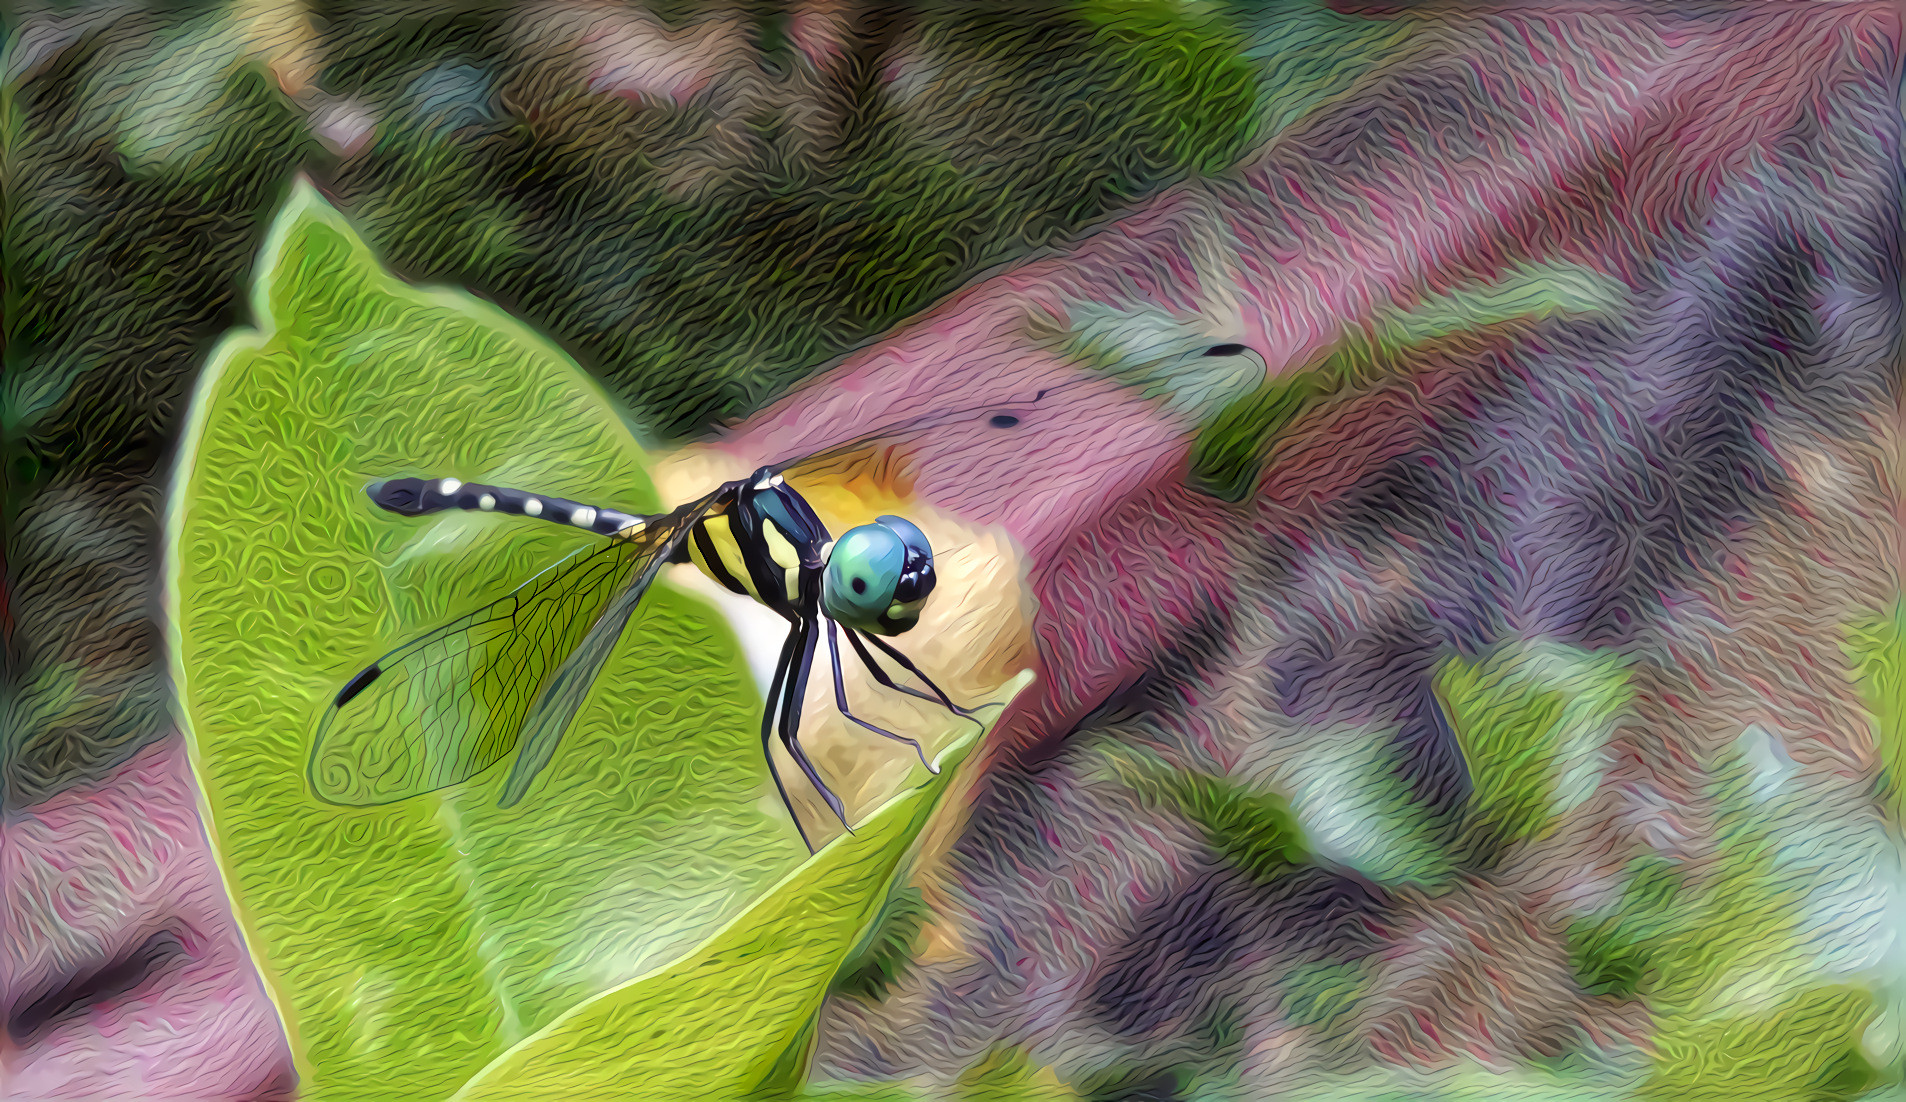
[
  {"xmin": 450, "ymin": 672, "xmax": 1035, "ymax": 1102},
  {"xmin": 165, "ymin": 178, "xmax": 805, "ymax": 1098}
]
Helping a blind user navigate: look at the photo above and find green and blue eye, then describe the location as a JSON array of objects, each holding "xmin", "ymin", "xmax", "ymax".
[{"xmin": 822, "ymin": 515, "xmax": 936, "ymax": 635}]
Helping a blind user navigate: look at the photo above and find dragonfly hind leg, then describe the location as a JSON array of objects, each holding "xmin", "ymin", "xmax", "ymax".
[
  {"xmin": 762, "ymin": 626, "xmax": 815, "ymax": 853},
  {"xmin": 828, "ymin": 622, "xmax": 937, "ymax": 773}
]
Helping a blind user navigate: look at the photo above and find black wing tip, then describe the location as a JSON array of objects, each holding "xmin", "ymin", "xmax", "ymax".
[{"xmin": 334, "ymin": 664, "xmax": 382, "ymax": 708}]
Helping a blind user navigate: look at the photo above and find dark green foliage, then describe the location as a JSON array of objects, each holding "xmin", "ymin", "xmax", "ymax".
[
  {"xmin": 8, "ymin": 38, "xmax": 315, "ymax": 473},
  {"xmin": 830, "ymin": 884, "xmax": 931, "ymax": 1002},
  {"xmin": 12, "ymin": 0, "xmax": 1267, "ymax": 472},
  {"xmin": 1076, "ymin": 0, "xmax": 1261, "ymax": 177},
  {"xmin": 5, "ymin": 17, "xmax": 319, "ymax": 803},
  {"xmin": 1564, "ymin": 857, "xmax": 1682, "ymax": 999},
  {"xmin": 328, "ymin": 1, "xmax": 1263, "ymax": 437},
  {"xmin": 1099, "ymin": 742, "xmax": 1309, "ymax": 883}
]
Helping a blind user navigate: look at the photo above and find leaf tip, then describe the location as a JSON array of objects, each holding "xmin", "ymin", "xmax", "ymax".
[{"xmin": 249, "ymin": 173, "xmax": 376, "ymax": 331}]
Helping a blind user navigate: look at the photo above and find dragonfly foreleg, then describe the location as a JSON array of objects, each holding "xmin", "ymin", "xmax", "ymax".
[
  {"xmin": 844, "ymin": 628, "xmax": 998, "ymax": 727},
  {"xmin": 762, "ymin": 625, "xmax": 815, "ymax": 854},
  {"xmin": 827, "ymin": 621, "xmax": 937, "ymax": 772},
  {"xmin": 781, "ymin": 619, "xmax": 853, "ymax": 835}
]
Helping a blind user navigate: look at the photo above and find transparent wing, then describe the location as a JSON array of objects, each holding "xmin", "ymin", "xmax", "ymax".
[
  {"xmin": 497, "ymin": 490, "xmax": 729, "ymax": 806},
  {"xmin": 307, "ymin": 493, "xmax": 724, "ymax": 806}
]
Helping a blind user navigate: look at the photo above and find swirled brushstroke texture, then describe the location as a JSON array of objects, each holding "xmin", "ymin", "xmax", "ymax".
[
  {"xmin": 6, "ymin": 0, "xmax": 1905, "ymax": 1098},
  {"xmin": 662, "ymin": 4, "xmax": 1906, "ymax": 1097}
]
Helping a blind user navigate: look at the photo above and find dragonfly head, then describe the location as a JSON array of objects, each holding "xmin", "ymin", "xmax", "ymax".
[{"xmin": 821, "ymin": 515, "xmax": 936, "ymax": 636}]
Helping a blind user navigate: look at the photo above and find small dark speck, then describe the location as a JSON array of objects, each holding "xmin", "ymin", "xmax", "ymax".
[
  {"xmin": 853, "ymin": 577, "xmax": 867, "ymax": 593},
  {"xmin": 1035, "ymin": 390, "xmax": 1047, "ymax": 400},
  {"xmin": 989, "ymin": 414, "xmax": 1020, "ymax": 428},
  {"xmin": 1205, "ymin": 343, "xmax": 1247, "ymax": 357}
]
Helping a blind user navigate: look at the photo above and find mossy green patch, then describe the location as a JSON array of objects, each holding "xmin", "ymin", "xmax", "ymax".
[
  {"xmin": 1095, "ymin": 742, "xmax": 1309, "ymax": 882},
  {"xmin": 1846, "ymin": 600, "xmax": 1906, "ymax": 825},
  {"xmin": 1435, "ymin": 640, "xmax": 1634, "ymax": 849},
  {"xmin": 1635, "ymin": 801, "xmax": 1890, "ymax": 1100},
  {"xmin": 1644, "ymin": 985, "xmax": 1881, "ymax": 1102},
  {"xmin": 166, "ymin": 180, "xmax": 804, "ymax": 1098},
  {"xmin": 450, "ymin": 682, "xmax": 1031, "ymax": 1101},
  {"xmin": 955, "ymin": 1045, "xmax": 1082, "ymax": 1101},
  {"xmin": 1566, "ymin": 856, "xmax": 1685, "ymax": 999}
]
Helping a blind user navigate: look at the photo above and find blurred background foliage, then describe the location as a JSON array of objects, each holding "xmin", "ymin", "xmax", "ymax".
[{"xmin": 4, "ymin": 0, "xmax": 1274, "ymax": 478}]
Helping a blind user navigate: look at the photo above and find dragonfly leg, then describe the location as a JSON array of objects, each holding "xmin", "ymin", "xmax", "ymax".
[
  {"xmin": 846, "ymin": 628, "xmax": 1001, "ymax": 725},
  {"xmin": 781, "ymin": 619, "xmax": 853, "ymax": 833},
  {"xmin": 828, "ymin": 621, "xmax": 937, "ymax": 773},
  {"xmin": 762, "ymin": 626, "xmax": 815, "ymax": 854}
]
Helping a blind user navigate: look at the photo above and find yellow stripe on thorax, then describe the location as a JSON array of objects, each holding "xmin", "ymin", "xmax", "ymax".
[
  {"xmin": 688, "ymin": 514, "xmax": 760, "ymax": 599},
  {"xmin": 760, "ymin": 520, "xmax": 804, "ymax": 601}
]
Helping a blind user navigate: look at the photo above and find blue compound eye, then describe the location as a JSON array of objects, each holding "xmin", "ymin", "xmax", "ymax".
[
  {"xmin": 874, "ymin": 514, "xmax": 936, "ymax": 607},
  {"xmin": 874, "ymin": 515, "xmax": 930, "ymax": 561},
  {"xmin": 823, "ymin": 524, "xmax": 906, "ymax": 633},
  {"xmin": 823, "ymin": 517, "xmax": 938, "ymax": 635}
]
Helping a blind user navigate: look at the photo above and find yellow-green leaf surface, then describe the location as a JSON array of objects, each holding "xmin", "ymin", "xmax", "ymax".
[
  {"xmin": 454, "ymin": 671, "xmax": 1034, "ymax": 1102},
  {"xmin": 165, "ymin": 177, "xmax": 804, "ymax": 1098}
]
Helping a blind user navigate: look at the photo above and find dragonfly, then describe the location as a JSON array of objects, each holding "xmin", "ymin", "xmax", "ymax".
[{"xmin": 302, "ymin": 392, "xmax": 1071, "ymax": 851}]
